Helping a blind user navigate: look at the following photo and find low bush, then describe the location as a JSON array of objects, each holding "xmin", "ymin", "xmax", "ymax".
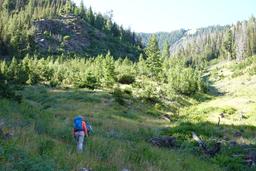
[
  {"xmin": 123, "ymin": 87, "xmax": 132, "ymax": 95},
  {"xmin": 221, "ymin": 106, "xmax": 237, "ymax": 115},
  {"xmin": 168, "ymin": 65, "xmax": 207, "ymax": 95},
  {"xmin": 135, "ymin": 80, "xmax": 160, "ymax": 103},
  {"xmin": 63, "ymin": 35, "xmax": 71, "ymax": 41},
  {"xmin": 0, "ymin": 145, "xmax": 56, "ymax": 171},
  {"xmin": 231, "ymin": 56, "xmax": 256, "ymax": 77},
  {"xmin": 0, "ymin": 75, "xmax": 22, "ymax": 102},
  {"xmin": 74, "ymin": 73, "xmax": 98, "ymax": 90},
  {"xmin": 118, "ymin": 74, "xmax": 135, "ymax": 84}
]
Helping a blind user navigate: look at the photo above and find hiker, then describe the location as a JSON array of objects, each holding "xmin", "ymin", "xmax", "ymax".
[{"xmin": 73, "ymin": 115, "xmax": 88, "ymax": 152}]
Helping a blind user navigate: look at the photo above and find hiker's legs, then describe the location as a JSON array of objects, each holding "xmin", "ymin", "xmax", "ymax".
[
  {"xmin": 77, "ymin": 134, "xmax": 84, "ymax": 152},
  {"xmin": 75, "ymin": 131, "xmax": 85, "ymax": 152}
]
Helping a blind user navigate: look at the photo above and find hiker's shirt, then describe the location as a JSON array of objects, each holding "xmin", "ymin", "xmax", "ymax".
[{"xmin": 74, "ymin": 121, "xmax": 87, "ymax": 136}]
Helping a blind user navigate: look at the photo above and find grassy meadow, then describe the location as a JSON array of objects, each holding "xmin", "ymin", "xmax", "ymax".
[{"xmin": 0, "ymin": 85, "xmax": 221, "ymax": 171}]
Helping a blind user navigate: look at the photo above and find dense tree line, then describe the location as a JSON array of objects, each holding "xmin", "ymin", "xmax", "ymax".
[
  {"xmin": 139, "ymin": 18, "xmax": 256, "ymax": 64},
  {"xmin": 138, "ymin": 29, "xmax": 187, "ymax": 50},
  {"xmin": 170, "ymin": 26, "xmax": 227, "ymax": 65},
  {"xmin": 0, "ymin": 0, "xmax": 142, "ymax": 58},
  {"xmin": 171, "ymin": 17, "xmax": 256, "ymax": 62},
  {"xmin": 0, "ymin": 44, "xmax": 207, "ymax": 101}
]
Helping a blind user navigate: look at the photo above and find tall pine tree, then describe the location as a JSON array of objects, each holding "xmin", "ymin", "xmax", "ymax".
[
  {"xmin": 162, "ymin": 40, "xmax": 170, "ymax": 59},
  {"xmin": 223, "ymin": 29, "xmax": 234, "ymax": 60},
  {"xmin": 145, "ymin": 34, "xmax": 162, "ymax": 78}
]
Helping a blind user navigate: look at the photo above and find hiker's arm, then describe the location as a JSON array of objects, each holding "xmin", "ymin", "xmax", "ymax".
[
  {"xmin": 82, "ymin": 121, "xmax": 88, "ymax": 137},
  {"xmin": 84, "ymin": 126, "xmax": 88, "ymax": 137}
]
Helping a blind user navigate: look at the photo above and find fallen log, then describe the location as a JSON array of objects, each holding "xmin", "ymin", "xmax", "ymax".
[{"xmin": 192, "ymin": 132, "xmax": 221, "ymax": 157}]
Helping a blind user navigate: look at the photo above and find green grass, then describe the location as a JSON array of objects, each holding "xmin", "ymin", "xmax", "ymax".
[
  {"xmin": 0, "ymin": 86, "xmax": 222, "ymax": 171},
  {"xmin": 1, "ymin": 59, "xmax": 256, "ymax": 170}
]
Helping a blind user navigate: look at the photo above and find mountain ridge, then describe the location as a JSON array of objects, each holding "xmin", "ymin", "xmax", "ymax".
[{"xmin": 138, "ymin": 25, "xmax": 228, "ymax": 51}]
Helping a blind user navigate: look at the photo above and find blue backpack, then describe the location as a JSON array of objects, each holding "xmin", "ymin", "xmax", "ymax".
[{"xmin": 74, "ymin": 116, "xmax": 83, "ymax": 131}]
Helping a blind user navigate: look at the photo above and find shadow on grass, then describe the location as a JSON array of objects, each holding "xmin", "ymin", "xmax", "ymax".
[
  {"xmin": 204, "ymin": 73, "xmax": 226, "ymax": 97},
  {"xmin": 208, "ymin": 84, "xmax": 226, "ymax": 97},
  {"xmin": 161, "ymin": 121, "xmax": 256, "ymax": 171}
]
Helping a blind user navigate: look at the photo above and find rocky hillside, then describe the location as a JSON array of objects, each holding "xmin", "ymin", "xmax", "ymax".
[{"xmin": 33, "ymin": 14, "xmax": 142, "ymax": 59}]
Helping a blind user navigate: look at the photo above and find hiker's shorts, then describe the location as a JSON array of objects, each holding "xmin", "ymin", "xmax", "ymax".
[{"xmin": 75, "ymin": 131, "xmax": 85, "ymax": 152}]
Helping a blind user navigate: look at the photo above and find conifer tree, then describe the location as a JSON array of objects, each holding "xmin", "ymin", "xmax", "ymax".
[
  {"xmin": 87, "ymin": 6, "xmax": 95, "ymax": 25},
  {"xmin": 102, "ymin": 52, "xmax": 115, "ymax": 87},
  {"xmin": 145, "ymin": 34, "xmax": 162, "ymax": 78},
  {"xmin": 162, "ymin": 40, "xmax": 170, "ymax": 59},
  {"xmin": 137, "ymin": 54, "xmax": 147, "ymax": 76},
  {"xmin": 248, "ymin": 16, "xmax": 256, "ymax": 56},
  {"xmin": 223, "ymin": 29, "xmax": 234, "ymax": 60},
  {"xmin": 79, "ymin": 0, "xmax": 86, "ymax": 17}
]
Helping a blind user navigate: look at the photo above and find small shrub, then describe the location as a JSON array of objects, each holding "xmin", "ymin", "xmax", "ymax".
[
  {"xmin": 248, "ymin": 63, "xmax": 256, "ymax": 76},
  {"xmin": 221, "ymin": 106, "xmax": 237, "ymax": 115},
  {"xmin": 118, "ymin": 74, "xmax": 135, "ymax": 84},
  {"xmin": 74, "ymin": 73, "xmax": 98, "ymax": 90},
  {"xmin": 123, "ymin": 87, "xmax": 132, "ymax": 95},
  {"xmin": 231, "ymin": 56, "xmax": 256, "ymax": 77},
  {"xmin": 232, "ymin": 70, "xmax": 244, "ymax": 78},
  {"xmin": 136, "ymin": 81, "xmax": 159, "ymax": 103},
  {"xmin": 85, "ymin": 73, "xmax": 98, "ymax": 90},
  {"xmin": 168, "ymin": 65, "xmax": 207, "ymax": 95},
  {"xmin": 154, "ymin": 103, "xmax": 162, "ymax": 111},
  {"xmin": 49, "ymin": 79, "xmax": 59, "ymax": 87},
  {"xmin": 63, "ymin": 35, "xmax": 71, "ymax": 41},
  {"xmin": 0, "ymin": 78, "xmax": 22, "ymax": 102}
]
